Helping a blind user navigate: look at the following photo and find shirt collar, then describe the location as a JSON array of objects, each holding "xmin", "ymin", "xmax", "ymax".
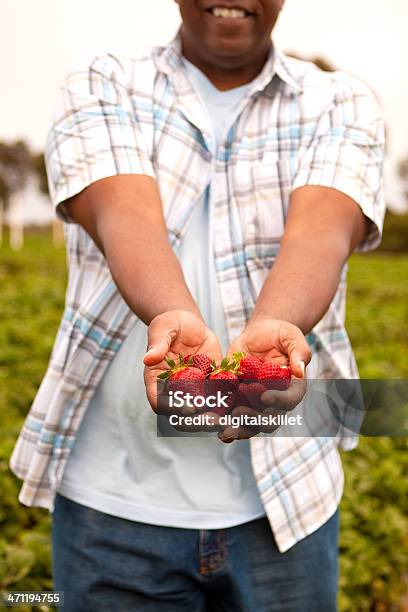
[{"xmin": 156, "ymin": 33, "xmax": 302, "ymax": 95}]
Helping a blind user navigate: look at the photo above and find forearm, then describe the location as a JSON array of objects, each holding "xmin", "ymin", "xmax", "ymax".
[
  {"xmin": 250, "ymin": 230, "xmax": 349, "ymax": 334},
  {"xmin": 99, "ymin": 207, "xmax": 201, "ymax": 325},
  {"xmin": 66, "ymin": 175, "xmax": 201, "ymax": 325},
  {"xmin": 249, "ymin": 186, "xmax": 368, "ymax": 334}
]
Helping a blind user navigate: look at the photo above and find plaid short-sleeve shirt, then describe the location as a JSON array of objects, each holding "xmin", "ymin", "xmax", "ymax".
[{"xmin": 10, "ymin": 35, "xmax": 385, "ymax": 552}]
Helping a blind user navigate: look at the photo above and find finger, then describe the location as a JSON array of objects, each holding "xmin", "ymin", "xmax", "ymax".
[
  {"xmin": 279, "ymin": 325, "xmax": 311, "ymax": 378},
  {"xmin": 143, "ymin": 316, "xmax": 179, "ymax": 366},
  {"xmin": 154, "ymin": 387, "xmax": 176, "ymax": 415},
  {"xmin": 232, "ymin": 405, "xmax": 262, "ymax": 418},
  {"xmin": 218, "ymin": 425, "xmax": 259, "ymax": 443},
  {"xmin": 217, "ymin": 405, "xmax": 262, "ymax": 442},
  {"xmin": 152, "ymin": 384, "xmax": 198, "ymax": 417},
  {"xmin": 231, "ymin": 405, "xmax": 280, "ymax": 434},
  {"xmin": 225, "ymin": 341, "xmax": 244, "ymax": 360},
  {"xmin": 261, "ymin": 377, "xmax": 307, "ymax": 411},
  {"xmin": 180, "ymin": 403, "xmax": 197, "ymax": 416},
  {"xmin": 144, "ymin": 368, "xmax": 161, "ymax": 412},
  {"xmin": 288, "ymin": 348, "xmax": 310, "ymax": 379}
]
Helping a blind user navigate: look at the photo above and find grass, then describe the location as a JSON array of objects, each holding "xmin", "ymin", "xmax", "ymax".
[
  {"xmin": 0, "ymin": 232, "xmax": 407, "ymax": 611},
  {"xmin": 346, "ymin": 254, "xmax": 408, "ymax": 378}
]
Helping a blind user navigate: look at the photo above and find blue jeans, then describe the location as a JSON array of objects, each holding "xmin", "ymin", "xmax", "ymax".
[{"xmin": 52, "ymin": 494, "xmax": 339, "ymax": 611}]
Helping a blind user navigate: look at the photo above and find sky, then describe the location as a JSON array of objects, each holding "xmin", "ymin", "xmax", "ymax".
[{"xmin": 1, "ymin": 0, "xmax": 407, "ymax": 210}]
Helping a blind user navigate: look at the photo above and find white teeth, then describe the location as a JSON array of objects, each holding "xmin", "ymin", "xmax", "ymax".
[{"xmin": 211, "ymin": 7, "xmax": 247, "ymax": 18}]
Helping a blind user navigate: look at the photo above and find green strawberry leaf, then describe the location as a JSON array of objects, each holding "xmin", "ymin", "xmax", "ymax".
[
  {"xmin": 221, "ymin": 357, "xmax": 230, "ymax": 369},
  {"xmin": 157, "ymin": 372, "xmax": 170, "ymax": 380}
]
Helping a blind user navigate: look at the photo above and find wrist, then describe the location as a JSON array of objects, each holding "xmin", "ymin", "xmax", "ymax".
[
  {"xmin": 246, "ymin": 314, "xmax": 310, "ymax": 342},
  {"xmin": 148, "ymin": 308, "xmax": 206, "ymax": 331},
  {"xmin": 145, "ymin": 304, "xmax": 204, "ymax": 327},
  {"xmin": 248, "ymin": 310, "xmax": 308, "ymax": 334},
  {"xmin": 248, "ymin": 312, "xmax": 287, "ymax": 328}
]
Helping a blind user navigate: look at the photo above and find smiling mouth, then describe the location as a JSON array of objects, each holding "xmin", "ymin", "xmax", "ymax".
[{"xmin": 206, "ymin": 6, "xmax": 254, "ymax": 19}]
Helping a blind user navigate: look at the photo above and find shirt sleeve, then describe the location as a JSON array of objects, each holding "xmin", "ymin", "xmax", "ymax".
[
  {"xmin": 292, "ymin": 75, "xmax": 386, "ymax": 252},
  {"xmin": 45, "ymin": 53, "xmax": 156, "ymax": 222}
]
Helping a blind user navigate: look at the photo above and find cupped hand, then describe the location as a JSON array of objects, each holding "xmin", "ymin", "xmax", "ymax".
[
  {"xmin": 229, "ymin": 318, "xmax": 311, "ymax": 377},
  {"xmin": 143, "ymin": 309, "xmax": 223, "ymax": 414},
  {"xmin": 219, "ymin": 318, "xmax": 312, "ymax": 443}
]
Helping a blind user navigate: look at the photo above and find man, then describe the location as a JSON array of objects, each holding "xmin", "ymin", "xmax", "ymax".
[{"xmin": 10, "ymin": 0, "xmax": 385, "ymax": 610}]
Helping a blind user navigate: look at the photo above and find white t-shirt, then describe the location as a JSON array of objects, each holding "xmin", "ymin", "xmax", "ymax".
[{"xmin": 57, "ymin": 59, "xmax": 266, "ymax": 529}]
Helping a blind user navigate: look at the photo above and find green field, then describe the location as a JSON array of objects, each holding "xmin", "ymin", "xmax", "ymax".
[{"xmin": 0, "ymin": 233, "xmax": 407, "ymax": 611}]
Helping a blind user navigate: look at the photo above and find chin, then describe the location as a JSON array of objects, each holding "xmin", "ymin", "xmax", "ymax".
[{"xmin": 205, "ymin": 35, "xmax": 256, "ymax": 63}]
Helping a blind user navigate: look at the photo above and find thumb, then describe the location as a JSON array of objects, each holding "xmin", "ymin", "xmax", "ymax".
[
  {"xmin": 288, "ymin": 344, "xmax": 311, "ymax": 379},
  {"xmin": 143, "ymin": 314, "xmax": 179, "ymax": 366},
  {"xmin": 281, "ymin": 325, "xmax": 311, "ymax": 379}
]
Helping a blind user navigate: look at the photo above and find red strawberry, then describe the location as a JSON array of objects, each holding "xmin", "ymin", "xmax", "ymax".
[
  {"xmin": 208, "ymin": 364, "xmax": 239, "ymax": 389},
  {"xmin": 208, "ymin": 370, "xmax": 239, "ymax": 399},
  {"xmin": 209, "ymin": 370, "xmax": 238, "ymax": 382},
  {"xmin": 168, "ymin": 367, "xmax": 206, "ymax": 396},
  {"xmin": 235, "ymin": 353, "xmax": 263, "ymax": 380},
  {"xmin": 184, "ymin": 353, "xmax": 212, "ymax": 375},
  {"xmin": 240, "ymin": 381, "xmax": 267, "ymax": 396},
  {"xmin": 207, "ymin": 357, "xmax": 240, "ymax": 410},
  {"xmin": 238, "ymin": 382, "xmax": 267, "ymax": 409},
  {"xmin": 234, "ymin": 390, "xmax": 252, "ymax": 408},
  {"xmin": 212, "ymin": 406, "xmax": 230, "ymax": 417},
  {"xmin": 258, "ymin": 363, "xmax": 291, "ymax": 390},
  {"xmin": 208, "ymin": 356, "xmax": 240, "ymax": 383},
  {"xmin": 158, "ymin": 355, "xmax": 206, "ymax": 396}
]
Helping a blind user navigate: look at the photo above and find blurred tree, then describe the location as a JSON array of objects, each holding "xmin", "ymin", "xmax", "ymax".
[
  {"xmin": 0, "ymin": 141, "xmax": 49, "ymax": 205},
  {"xmin": 0, "ymin": 141, "xmax": 33, "ymax": 209},
  {"xmin": 32, "ymin": 152, "xmax": 49, "ymax": 196},
  {"xmin": 0, "ymin": 174, "xmax": 9, "ymax": 204},
  {"xmin": 0, "ymin": 140, "xmax": 50, "ymax": 248}
]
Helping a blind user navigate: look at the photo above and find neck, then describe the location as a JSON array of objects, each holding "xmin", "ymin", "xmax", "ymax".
[{"xmin": 181, "ymin": 45, "xmax": 271, "ymax": 91}]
